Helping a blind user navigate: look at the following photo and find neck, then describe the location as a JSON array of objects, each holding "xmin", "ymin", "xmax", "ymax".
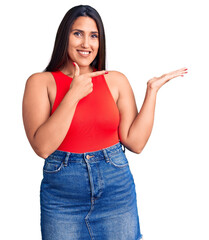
[{"xmin": 60, "ymin": 61, "xmax": 93, "ymax": 77}]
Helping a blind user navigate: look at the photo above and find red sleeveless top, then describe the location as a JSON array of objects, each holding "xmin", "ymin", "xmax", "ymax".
[{"xmin": 50, "ymin": 70, "xmax": 120, "ymax": 153}]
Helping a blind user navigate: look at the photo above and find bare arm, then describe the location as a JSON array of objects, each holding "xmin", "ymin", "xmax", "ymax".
[
  {"xmin": 22, "ymin": 63, "xmax": 108, "ymax": 159},
  {"xmin": 22, "ymin": 73, "xmax": 79, "ymax": 159},
  {"xmin": 124, "ymin": 87, "xmax": 157, "ymax": 153},
  {"xmin": 117, "ymin": 67, "xmax": 188, "ymax": 154}
]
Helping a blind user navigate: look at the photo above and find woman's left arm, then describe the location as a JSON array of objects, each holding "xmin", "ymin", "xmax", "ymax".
[{"xmin": 117, "ymin": 67, "xmax": 188, "ymax": 153}]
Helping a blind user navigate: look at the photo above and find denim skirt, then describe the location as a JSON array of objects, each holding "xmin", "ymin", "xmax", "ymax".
[{"xmin": 40, "ymin": 142, "xmax": 143, "ymax": 240}]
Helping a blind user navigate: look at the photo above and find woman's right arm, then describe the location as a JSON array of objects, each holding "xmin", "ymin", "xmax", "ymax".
[
  {"xmin": 22, "ymin": 64, "xmax": 107, "ymax": 159},
  {"xmin": 22, "ymin": 72, "xmax": 80, "ymax": 159}
]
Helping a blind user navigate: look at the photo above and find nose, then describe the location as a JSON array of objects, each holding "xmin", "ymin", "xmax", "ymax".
[{"xmin": 81, "ymin": 35, "xmax": 90, "ymax": 48}]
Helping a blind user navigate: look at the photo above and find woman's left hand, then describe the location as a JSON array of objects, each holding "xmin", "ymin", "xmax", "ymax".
[{"xmin": 147, "ymin": 67, "xmax": 188, "ymax": 93}]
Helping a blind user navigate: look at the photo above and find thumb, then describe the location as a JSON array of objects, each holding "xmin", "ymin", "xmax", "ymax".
[{"xmin": 72, "ymin": 62, "xmax": 80, "ymax": 77}]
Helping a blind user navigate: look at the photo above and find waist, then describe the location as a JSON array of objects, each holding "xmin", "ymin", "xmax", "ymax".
[
  {"xmin": 45, "ymin": 141, "xmax": 124, "ymax": 162},
  {"xmin": 57, "ymin": 133, "xmax": 120, "ymax": 153}
]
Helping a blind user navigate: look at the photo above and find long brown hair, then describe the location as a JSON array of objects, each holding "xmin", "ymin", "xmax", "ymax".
[{"xmin": 44, "ymin": 5, "xmax": 106, "ymax": 72}]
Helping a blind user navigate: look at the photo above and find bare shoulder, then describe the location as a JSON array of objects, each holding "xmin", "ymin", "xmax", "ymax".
[
  {"xmin": 105, "ymin": 70, "xmax": 131, "ymax": 87},
  {"xmin": 105, "ymin": 70, "xmax": 133, "ymax": 94},
  {"xmin": 103, "ymin": 70, "xmax": 129, "ymax": 104},
  {"xmin": 25, "ymin": 71, "xmax": 53, "ymax": 88},
  {"xmin": 105, "ymin": 70, "xmax": 129, "ymax": 82},
  {"xmin": 22, "ymin": 72, "xmax": 54, "ymax": 148}
]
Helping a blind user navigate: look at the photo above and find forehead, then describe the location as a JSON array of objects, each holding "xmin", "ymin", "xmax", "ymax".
[{"xmin": 71, "ymin": 16, "xmax": 98, "ymax": 32}]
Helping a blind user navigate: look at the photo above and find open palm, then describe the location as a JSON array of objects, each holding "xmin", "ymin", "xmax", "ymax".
[{"xmin": 147, "ymin": 67, "xmax": 188, "ymax": 92}]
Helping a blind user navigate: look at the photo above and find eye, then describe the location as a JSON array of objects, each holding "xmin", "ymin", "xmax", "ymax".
[
  {"xmin": 73, "ymin": 32, "xmax": 82, "ymax": 37},
  {"xmin": 91, "ymin": 34, "xmax": 98, "ymax": 38}
]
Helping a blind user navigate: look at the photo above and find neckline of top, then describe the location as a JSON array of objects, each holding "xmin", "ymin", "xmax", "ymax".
[
  {"xmin": 58, "ymin": 70, "xmax": 72, "ymax": 79},
  {"xmin": 58, "ymin": 67, "xmax": 97, "ymax": 79}
]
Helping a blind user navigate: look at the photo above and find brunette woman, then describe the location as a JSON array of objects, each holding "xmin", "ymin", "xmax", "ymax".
[{"xmin": 22, "ymin": 4, "xmax": 187, "ymax": 240}]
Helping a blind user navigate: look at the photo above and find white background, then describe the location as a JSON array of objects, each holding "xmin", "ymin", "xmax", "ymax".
[{"xmin": 1, "ymin": 0, "xmax": 208, "ymax": 239}]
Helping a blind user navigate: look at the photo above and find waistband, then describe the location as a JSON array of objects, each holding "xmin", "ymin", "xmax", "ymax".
[{"xmin": 45, "ymin": 142, "xmax": 126, "ymax": 165}]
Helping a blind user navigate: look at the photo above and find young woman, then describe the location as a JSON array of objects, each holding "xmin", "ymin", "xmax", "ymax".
[{"xmin": 22, "ymin": 5, "xmax": 187, "ymax": 240}]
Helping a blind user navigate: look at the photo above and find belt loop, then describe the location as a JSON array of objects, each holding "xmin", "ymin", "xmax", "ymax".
[
  {"xmin": 119, "ymin": 140, "xmax": 126, "ymax": 153},
  {"xmin": 121, "ymin": 143, "xmax": 126, "ymax": 153},
  {"xmin": 102, "ymin": 149, "xmax": 110, "ymax": 163},
  {"xmin": 63, "ymin": 152, "xmax": 70, "ymax": 166}
]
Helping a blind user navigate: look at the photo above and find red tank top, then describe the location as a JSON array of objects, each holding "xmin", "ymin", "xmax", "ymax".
[{"xmin": 50, "ymin": 70, "xmax": 120, "ymax": 153}]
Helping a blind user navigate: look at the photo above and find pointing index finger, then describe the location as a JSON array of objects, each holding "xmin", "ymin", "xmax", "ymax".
[
  {"xmin": 89, "ymin": 70, "xmax": 108, "ymax": 78},
  {"xmin": 73, "ymin": 62, "xmax": 80, "ymax": 77}
]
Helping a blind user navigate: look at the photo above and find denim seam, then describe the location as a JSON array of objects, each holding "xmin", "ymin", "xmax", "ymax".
[
  {"xmin": 102, "ymin": 148, "xmax": 110, "ymax": 162},
  {"xmin": 84, "ymin": 158, "xmax": 95, "ymax": 240},
  {"xmin": 63, "ymin": 152, "xmax": 70, "ymax": 166},
  {"xmin": 95, "ymin": 162, "xmax": 104, "ymax": 198},
  {"xmin": 48, "ymin": 156, "xmax": 63, "ymax": 161},
  {"xmin": 108, "ymin": 159, "xmax": 129, "ymax": 168},
  {"xmin": 108, "ymin": 148, "xmax": 123, "ymax": 157},
  {"xmin": 43, "ymin": 161, "xmax": 64, "ymax": 174},
  {"xmin": 85, "ymin": 205, "xmax": 95, "ymax": 240}
]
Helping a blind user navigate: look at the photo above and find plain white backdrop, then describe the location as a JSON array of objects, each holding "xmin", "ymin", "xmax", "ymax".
[{"xmin": 1, "ymin": 0, "xmax": 208, "ymax": 239}]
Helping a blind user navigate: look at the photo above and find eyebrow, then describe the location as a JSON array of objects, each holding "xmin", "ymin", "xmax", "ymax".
[{"xmin": 71, "ymin": 29, "xmax": 99, "ymax": 34}]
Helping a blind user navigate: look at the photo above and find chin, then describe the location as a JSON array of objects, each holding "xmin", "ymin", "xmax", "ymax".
[
  {"xmin": 76, "ymin": 60, "xmax": 94, "ymax": 67},
  {"xmin": 69, "ymin": 53, "xmax": 96, "ymax": 68}
]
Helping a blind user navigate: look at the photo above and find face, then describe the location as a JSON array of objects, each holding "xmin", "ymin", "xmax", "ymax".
[{"xmin": 68, "ymin": 16, "xmax": 99, "ymax": 67}]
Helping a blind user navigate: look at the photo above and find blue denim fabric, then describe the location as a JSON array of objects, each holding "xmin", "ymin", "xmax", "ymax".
[{"xmin": 40, "ymin": 142, "xmax": 143, "ymax": 240}]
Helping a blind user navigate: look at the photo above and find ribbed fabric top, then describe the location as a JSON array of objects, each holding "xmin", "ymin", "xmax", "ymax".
[{"xmin": 50, "ymin": 70, "xmax": 120, "ymax": 153}]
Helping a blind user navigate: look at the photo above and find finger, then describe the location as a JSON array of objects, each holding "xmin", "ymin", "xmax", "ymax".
[
  {"xmin": 89, "ymin": 70, "xmax": 108, "ymax": 78},
  {"xmin": 73, "ymin": 62, "xmax": 80, "ymax": 77},
  {"xmin": 178, "ymin": 67, "xmax": 188, "ymax": 74},
  {"xmin": 181, "ymin": 67, "xmax": 188, "ymax": 71},
  {"xmin": 168, "ymin": 69, "xmax": 188, "ymax": 78},
  {"xmin": 170, "ymin": 67, "xmax": 188, "ymax": 74},
  {"xmin": 178, "ymin": 68, "xmax": 188, "ymax": 75}
]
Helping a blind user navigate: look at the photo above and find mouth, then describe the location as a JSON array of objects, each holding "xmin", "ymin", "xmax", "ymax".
[{"xmin": 77, "ymin": 50, "xmax": 91, "ymax": 57}]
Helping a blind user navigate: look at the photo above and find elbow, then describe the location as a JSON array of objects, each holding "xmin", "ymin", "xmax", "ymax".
[
  {"xmin": 32, "ymin": 144, "xmax": 50, "ymax": 159},
  {"xmin": 134, "ymin": 143, "xmax": 146, "ymax": 154},
  {"xmin": 34, "ymin": 148, "xmax": 49, "ymax": 159},
  {"xmin": 121, "ymin": 132, "xmax": 146, "ymax": 154},
  {"xmin": 122, "ymin": 140, "xmax": 143, "ymax": 154},
  {"xmin": 129, "ymin": 142, "xmax": 145, "ymax": 154},
  {"xmin": 37, "ymin": 151, "xmax": 49, "ymax": 159},
  {"xmin": 133, "ymin": 147, "xmax": 143, "ymax": 154},
  {"xmin": 130, "ymin": 140, "xmax": 146, "ymax": 154},
  {"xmin": 29, "ymin": 133, "xmax": 51, "ymax": 159}
]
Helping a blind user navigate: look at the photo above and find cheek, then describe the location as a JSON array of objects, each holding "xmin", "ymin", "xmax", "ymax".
[
  {"xmin": 68, "ymin": 36, "xmax": 80, "ymax": 49},
  {"xmin": 92, "ymin": 41, "xmax": 99, "ymax": 52}
]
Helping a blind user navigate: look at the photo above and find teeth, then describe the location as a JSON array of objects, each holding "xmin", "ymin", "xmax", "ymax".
[{"xmin": 78, "ymin": 51, "xmax": 90, "ymax": 55}]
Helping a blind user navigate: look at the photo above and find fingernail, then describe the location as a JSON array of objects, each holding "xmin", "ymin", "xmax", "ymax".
[
  {"xmin": 72, "ymin": 62, "xmax": 75, "ymax": 66},
  {"xmin": 105, "ymin": 71, "xmax": 108, "ymax": 74},
  {"xmin": 185, "ymin": 68, "xmax": 188, "ymax": 70},
  {"xmin": 181, "ymin": 75, "xmax": 184, "ymax": 77}
]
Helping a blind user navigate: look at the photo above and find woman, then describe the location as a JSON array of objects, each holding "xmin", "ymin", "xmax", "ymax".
[{"xmin": 22, "ymin": 5, "xmax": 187, "ymax": 240}]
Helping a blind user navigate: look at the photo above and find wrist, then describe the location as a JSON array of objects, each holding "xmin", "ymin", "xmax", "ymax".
[
  {"xmin": 67, "ymin": 88, "xmax": 80, "ymax": 105},
  {"xmin": 147, "ymin": 77, "xmax": 161, "ymax": 94},
  {"xmin": 146, "ymin": 83, "xmax": 158, "ymax": 96}
]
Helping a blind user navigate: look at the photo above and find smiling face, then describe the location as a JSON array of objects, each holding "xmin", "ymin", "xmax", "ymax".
[{"xmin": 68, "ymin": 16, "xmax": 99, "ymax": 68}]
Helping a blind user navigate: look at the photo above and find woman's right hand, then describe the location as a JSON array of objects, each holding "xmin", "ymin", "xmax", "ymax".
[{"xmin": 70, "ymin": 62, "xmax": 108, "ymax": 101}]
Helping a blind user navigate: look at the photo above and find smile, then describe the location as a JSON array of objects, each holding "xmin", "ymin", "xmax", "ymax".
[{"xmin": 77, "ymin": 50, "xmax": 91, "ymax": 57}]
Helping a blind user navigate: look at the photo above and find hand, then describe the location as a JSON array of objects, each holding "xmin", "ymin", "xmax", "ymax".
[
  {"xmin": 70, "ymin": 62, "xmax": 108, "ymax": 101},
  {"xmin": 147, "ymin": 67, "xmax": 188, "ymax": 93}
]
